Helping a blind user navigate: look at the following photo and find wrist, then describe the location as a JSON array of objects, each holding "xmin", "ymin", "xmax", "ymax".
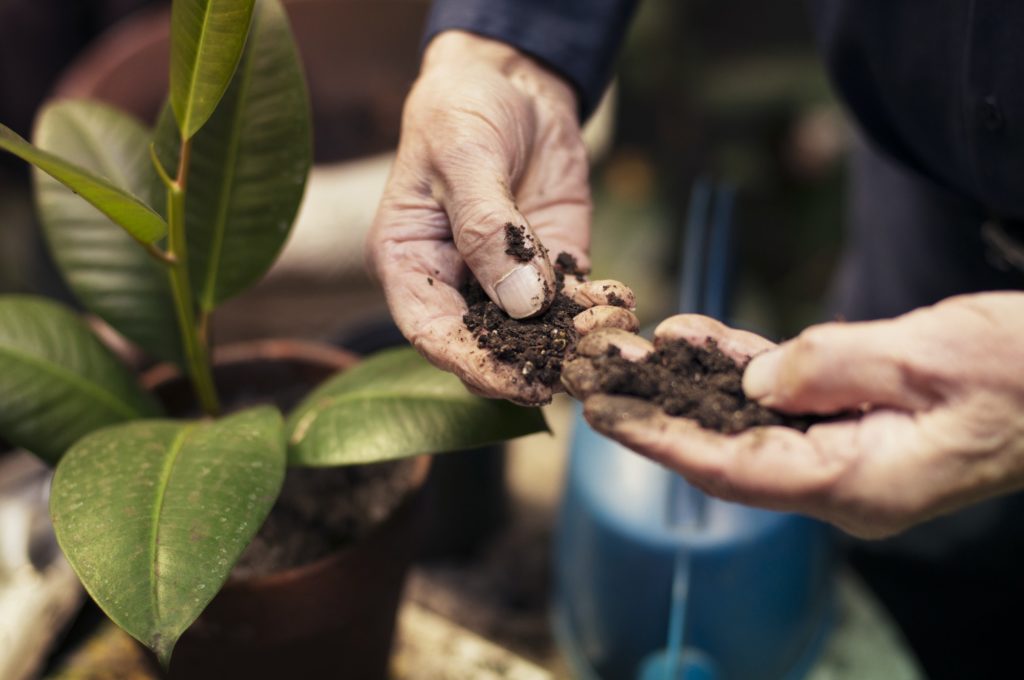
[{"xmin": 421, "ymin": 30, "xmax": 578, "ymax": 115}]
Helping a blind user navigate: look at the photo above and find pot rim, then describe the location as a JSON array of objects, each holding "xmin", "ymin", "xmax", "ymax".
[
  {"xmin": 140, "ymin": 338, "xmax": 360, "ymax": 391},
  {"xmin": 140, "ymin": 338, "xmax": 431, "ymax": 591}
]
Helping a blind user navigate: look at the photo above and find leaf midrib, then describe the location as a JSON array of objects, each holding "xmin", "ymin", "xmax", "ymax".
[
  {"xmin": 199, "ymin": 41, "xmax": 255, "ymax": 310},
  {"xmin": 307, "ymin": 388, "xmax": 475, "ymax": 410},
  {"xmin": 150, "ymin": 425, "xmax": 194, "ymax": 624},
  {"xmin": 291, "ymin": 390, "xmax": 481, "ymax": 442},
  {"xmin": 0, "ymin": 344, "xmax": 145, "ymax": 420},
  {"xmin": 4, "ymin": 123, "xmax": 165, "ymax": 242},
  {"xmin": 181, "ymin": 1, "xmax": 220, "ymax": 136}
]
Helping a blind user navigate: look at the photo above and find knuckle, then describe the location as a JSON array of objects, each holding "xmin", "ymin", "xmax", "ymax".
[
  {"xmin": 792, "ymin": 325, "xmax": 832, "ymax": 360},
  {"xmin": 574, "ymin": 306, "xmax": 639, "ymax": 333},
  {"xmin": 784, "ymin": 326, "xmax": 836, "ymax": 394},
  {"xmin": 451, "ymin": 200, "xmax": 507, "ymax": 256},
  {"xmin": 432, "ymin": 135, "xmax": 502, "ymax": 181}
]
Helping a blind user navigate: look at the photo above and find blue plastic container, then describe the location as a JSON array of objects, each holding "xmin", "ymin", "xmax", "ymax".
[{"xmin": 554, "ymin": 410, "xmax": 835, "ymax": 680}]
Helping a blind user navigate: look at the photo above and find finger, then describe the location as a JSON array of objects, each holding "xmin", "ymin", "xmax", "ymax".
[
  {"xmin": 561, "ymin": 358, "xmax": 604, "ymax": 399},
  {"xmin": 654, "ymin": 314, "xmax": 777, "ymax": 364},
  {"xmin": 584, "ymin": 392, "xmax": 975, "ymax": 538},
  {"xmin": 742, "ymin": 320, "xmax": 941, "ymax": 414},
  {"xmin": 433, "ymin": 131, "xmax": 556, "ymax": 320},
  {"xmin": 565, "ymin": 279, "xmax": 636, "ymax": 310},
  {"xmin": 575, "ymin": 328, "xmax": 654, "ymax": 360},
  {"xmin": 582, "ymin": 395, "xmax": 826, "ymax": 504},
  {"xmin": 574, "ymin": 306, "xmax": 640, "ymax": 336},
  {"xmin": 413, "ymin": 311, "xmax": 552, "ymax": 406},
  {"xmin": 372, "ymin": 213, "xmax": 551, "ymax": 405},
  {"xmin": 581, "ymin": 394, "xmax": 888, "ymax": 534},
  {"xmin": 515, "ymin": 96, "xmax": 593, "ymax": 280}
]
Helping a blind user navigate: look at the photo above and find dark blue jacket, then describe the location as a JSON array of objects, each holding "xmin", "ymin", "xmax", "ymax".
[{"xmin": 426, "ymin": 0, "xmax": 1024, "ymax": 221}]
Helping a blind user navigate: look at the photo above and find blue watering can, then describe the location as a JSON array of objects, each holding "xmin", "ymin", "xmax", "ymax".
[{"xmin": 553, "ymin": 180, "xmax": 835, "ymax": 679}]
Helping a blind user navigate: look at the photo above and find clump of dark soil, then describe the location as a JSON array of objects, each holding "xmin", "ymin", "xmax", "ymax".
[
  {"xmin": 233, "ymin": 459, "xmax": 418, "ymax": 579},
  {"xmin": 589, "ymin": 338, "xmax": 826, "ymax": 433},
  {"xmin": 605, "ymin": 289, "xmax": 627, "ymax": 308},
  {"xmin": 462, "ymin": 253, "xmax": 585, "ymax": 386},
  {"xmin": 504, "ymin": 223, "xmax": 536, "ymax": 262},
  {"xmin": 555, "ymin": 252, "xmax": 585, "ymax": 282}
]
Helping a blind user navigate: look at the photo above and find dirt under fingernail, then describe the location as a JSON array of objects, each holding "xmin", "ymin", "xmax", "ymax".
[
  {"xmin": 583, "ymin": 338, "xmax": 831, "ymax": 433},
  {"xmin": 463, "ymin": 252, "xmax": 586, "ymax": 387}
]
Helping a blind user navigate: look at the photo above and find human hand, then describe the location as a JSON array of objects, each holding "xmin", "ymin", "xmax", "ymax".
[
  {"xmin": 563, "ymin": 292, "xmax": 1024, "ymax": 538},
  {"xmin": 368, "ymin": 31, "xmax": 635, "ymax": 405}
]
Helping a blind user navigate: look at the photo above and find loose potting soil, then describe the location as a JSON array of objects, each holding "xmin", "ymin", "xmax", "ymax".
[
  {"xmin": 462, "ymin": 252, "xmax": 586, "ymax": 387},
  {"xmin": 586, "ymin": 338, "xmax": 825, "ymax": 434},
  {"xmin": 233, "ymin": 460, "xmax": 419, "ymax": 578}
]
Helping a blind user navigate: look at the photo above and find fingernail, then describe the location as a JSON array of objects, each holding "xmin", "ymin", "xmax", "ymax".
[
  {"xmin": 743, "ymin": 350, "xmax": 782, "ymax": 405},
  {"xmin": 495, "ymin": 265, "xmax": 546, "ymax": 318}
]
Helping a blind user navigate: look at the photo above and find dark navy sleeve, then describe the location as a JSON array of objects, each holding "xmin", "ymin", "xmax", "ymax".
[
  {"xmin": 809, "ymin": 0, "xmax": 1024, "ymax": 221},
  {"xmin": 423, "ymin": 0, "xmax": 639, "ymax": 120}
]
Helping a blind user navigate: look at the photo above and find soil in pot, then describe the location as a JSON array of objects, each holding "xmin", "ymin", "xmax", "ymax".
[
  {"xmin": 145, "ymin": 344, "xmax": 429, "ymax": 680},
  {"xmin": 462, "ymin": 240, "xmax": 586, "ymax": 388},
  {"xmin": 234, "ymin": 460, "xmax": 420, "ymax": 578},
  {"xmin": 582, "ymin": 338, "xmax": 829, "ymax": 433}
]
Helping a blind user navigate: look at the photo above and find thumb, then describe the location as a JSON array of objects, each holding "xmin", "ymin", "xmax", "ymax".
[
  {"xmin": 436, "ymin": 148, "xmax": 555, "ymax": 319},
  {"xmin": 742, "ymin": 320, "xmax": 941, "ymax": 414}
]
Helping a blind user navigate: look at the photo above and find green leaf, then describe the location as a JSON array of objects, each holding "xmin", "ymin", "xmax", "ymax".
[
  {"xmin": 0, "ymin": 122, "xmax": 167, "ymax": 244},
  {"xmin": 33, "ymin": 101, "xmax": 183, "ymax": 364},
  {"xmin": 286, "ymin": 347, "xmax": 549, "ymax": 467},
  {"xmin": 157, "ymin": 0, "xmax": 311, "ymax": 309},
  {"xmin": 0, "ymin": 295, "xmax": 163, "ymax": 464},
  {"xmin": 171, "ymin": 0, "xmax": 257, "ymax": 139},
  {"xmin": 51, "ymin": 407, "xmax": 286, "ymax": 667}
]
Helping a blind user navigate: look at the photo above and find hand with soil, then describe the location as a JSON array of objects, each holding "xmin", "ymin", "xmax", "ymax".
[
  {"xmin": 367, "ymin": 31, "xmax": 636, "ymax": 405},
  {"xmin": 563, "ymin": 293, "xmax": 1024, "ymax": 539}
]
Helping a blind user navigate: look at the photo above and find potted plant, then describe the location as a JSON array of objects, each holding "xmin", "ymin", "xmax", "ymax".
[{"xmin": 0, "ymin": 0, "xmax": 545, "ymax": 677}]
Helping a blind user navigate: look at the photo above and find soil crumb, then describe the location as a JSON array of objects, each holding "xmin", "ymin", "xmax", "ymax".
[
  {"xmin": 556, "ymin": 252, "xmax": 586, "ymax": 282},
  {"xmin": 606, "ymin": 291, "xmax": 627, "ymax": 308},
  {"xmin": 233, "ymin": 459, "xmax": 418, "ymax": 579},
  {"xmin": 588, "ymin": 338, "xmax": 826, "ymax": 433},
  {"xmin": 504, "ymin": 223, "xmax": 536, "ymax": 262},
  {"xmin": 463, "ymin": 253, "xmax": 586, "ymax": 386}
]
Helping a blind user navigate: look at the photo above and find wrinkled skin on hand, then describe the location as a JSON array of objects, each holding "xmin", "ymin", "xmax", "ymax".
[
  {"xmin": 563, "ymin": 292, "xmax": 1024, "ymax": 538},
  {"xmin": 368, "ymin": 31, "xmax": 635, "ymax": 405}
]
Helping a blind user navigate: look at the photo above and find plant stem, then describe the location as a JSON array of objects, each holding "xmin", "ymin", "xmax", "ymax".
[
  {"xmin": 143, "ymin": 242, "xmax": 177, "ymax": 266},
  {"xmin": 165, "ymin": 138, "xmax": 220, "ymax": 415}
]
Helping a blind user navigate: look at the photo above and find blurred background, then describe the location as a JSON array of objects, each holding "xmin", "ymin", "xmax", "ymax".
[
  {"xmin": 0, "ymin": 1, "xmax": 891, "ymax": 678},
  {"xmin": 0, "ymin": 0, "xmax": 847, "ymax": 342}
]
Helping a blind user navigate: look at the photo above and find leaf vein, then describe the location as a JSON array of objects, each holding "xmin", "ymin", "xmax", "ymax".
[{"xmin": 0, "ymin": 344, "xmax": 145, "ymax": 421}]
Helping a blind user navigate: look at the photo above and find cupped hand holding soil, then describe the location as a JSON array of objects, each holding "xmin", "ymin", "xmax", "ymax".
[
  {"xmin": 562, "ymin": 322, "xmax": 827, "ymax": 434},
  {"xmin": 367, "ymin": 31, "xmax": 642, "ymax": 406},
  {"xmin": 460, "ymin": 250, "xmax": 638, "ymax": 404},
  {"xmin": 563, "ymin": 294, "xmax": 1024, "ymax": 540}
]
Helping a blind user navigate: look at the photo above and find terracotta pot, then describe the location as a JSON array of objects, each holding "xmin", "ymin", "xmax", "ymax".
[{"xmin": 142, "ymin": 340, "xmax": 431, "ymax": 680}]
